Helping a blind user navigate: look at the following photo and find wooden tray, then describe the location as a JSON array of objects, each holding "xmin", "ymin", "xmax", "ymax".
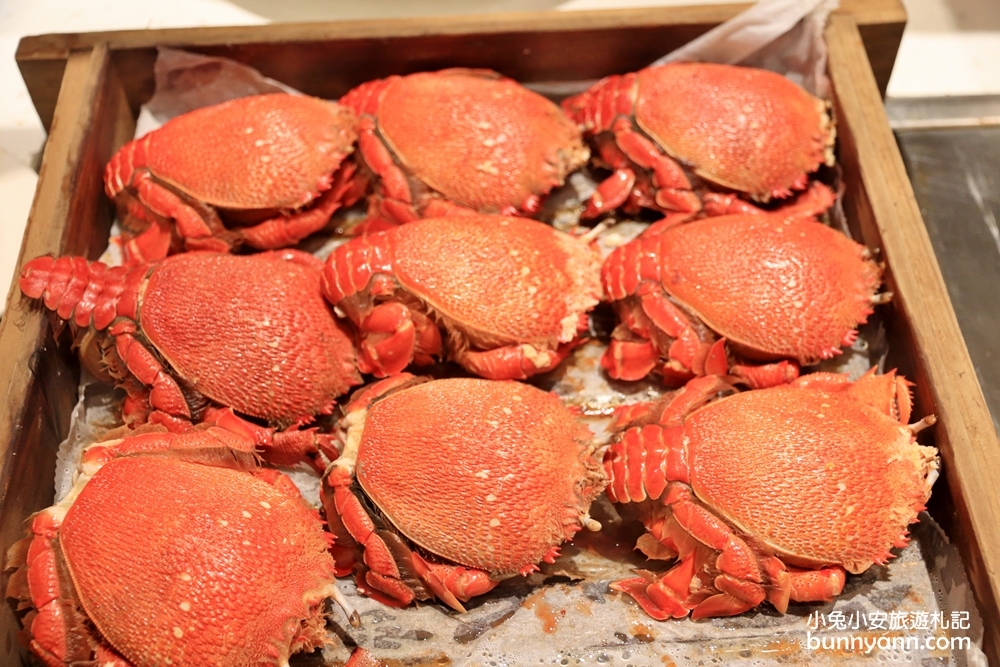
[{"xmin": 4, "ymin": 3, "xmax": 999, "ymax": 665}]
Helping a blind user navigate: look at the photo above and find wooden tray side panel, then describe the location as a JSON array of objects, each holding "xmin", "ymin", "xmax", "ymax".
[
  {"xmin": 0, "ymin": 45, "xmax": 135, "ymax": 665},
  {"xmin": 106, "ymin": 24, "xmax": 723, "ymax": 123},
  {"xmin": 16, "ymin": 7, "xmax": 746, "ymax": 132},
  {"xmin": 827, "ymin": 15, "xmax": 1000, "ymax": 663},
  {"xmin": 15, "ymin": 1, "xmax": 905, "ymax": 132}
]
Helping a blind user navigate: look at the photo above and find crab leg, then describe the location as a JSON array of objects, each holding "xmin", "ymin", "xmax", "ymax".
[
  {"xmin": 357, "ymin": 302, "xmax": 418, "ymax": 376},
  {"xmin": 603, "ymin": 335, "xmax": 660, "ymax": 381},
  {"xmin": 416, "ymin": 558, "xmax": 499, "ymax": 604},
  {"xmin": 133, "ymin": 172, "xmax": 229, "ymax": 248},
  {"xmin": 126, "ymin": 404, "xmax": 338, "ymax": 471},
  {"xmin": 786, "ymin": 565, "xmax": 847, "ymax": 603},
  {"xmin": 353, "ymin": 302, "xmax": 442, "ymax": 377},
  {"xmin": 421, "ymin": 197, "xmax": 486, "ymax": 218},
  {"xmin": 636, "ymin": 287, "xmax": 713, "ymax": 376},
  {"xmin": 120, "ymin": 219, "xmax": 174, "ymax": 265},
  {"xmin": 325, "ymin": 481, "xmax": 417, "ymax": 608},
  {"xmin": 611, "ymin": 484, "xmax": 774, "ymax": 620},
  {"xmin": 356, "ymin": 116, "xmax": 420, "ymax": 224},
  {"xmin": 456, "ymin": 341, "xmax": 577, "ymax": 380},
  {"xmin": 610, "ymin": 118, "xmax": 700, "ymax": 214},
  {"xmin": 601, "ymin": 287, "xmax": 715, "ymax": 383},
  {"xmin": 730, "ymin": 360, "xmax": 801, "ymax": 389},
  {"xmin": 583, "ymin": 139, "xmax": 636, "ymax": 218},
  {"xmin": 612, "ymin": 554, "xmax": 697, "ymax": 620},
  {"xmin": 109, "ymin": 321, "xmax": 191, "ymax": 419},
  {"xmin": 239, "ymin": 162, "xmax": 358, "ymax": 249},
  {"xmin": 9, "ymin": 511, "xmax": 99, "ymax": 666},
  {"xmin": 409, "ymin": 552, "xmax": 500, "ymax": 613},
  {"xmin": 703, "ymin": 181, "xmax": 837, "ymax": 219},
  {"xmin": 200, "ymin": 407, "xmax": 339, "ymax": 471}
]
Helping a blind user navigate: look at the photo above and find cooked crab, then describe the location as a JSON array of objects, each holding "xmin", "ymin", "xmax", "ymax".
[
  {"xmin": 322, "ymin": 214, "xmax": 602, "ymax": 380},
  {"xmin": 605, "ymin": 371, "xmax": 938, "ymax": 619},
  {"xmin": 6, "ymin": 424, "xmax": 358, "ymax": 666},
  {"xmin": 322, "ymin": 375, "xmax": 607, "ymax": 610}
]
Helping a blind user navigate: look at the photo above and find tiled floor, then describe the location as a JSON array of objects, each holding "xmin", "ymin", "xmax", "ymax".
[{"xmin": 1, "ymin": 0, "xmax": 999, "ymax": 302}]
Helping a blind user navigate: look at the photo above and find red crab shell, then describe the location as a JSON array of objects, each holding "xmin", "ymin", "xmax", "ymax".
[
  {"xmin": 19, "ymin": 251, "xmax": 361, "ymax": 466},
  {"xmin": 323, "ymin": 376, "xmax": 607, "ymax": 610},
  {"xmin": 340, "ymin": 68, "xmax": 589, "ymax": 223},
  {"xmin": 104, "ymin": 93, "xmax": 360, "ymax": 260},
  {"xmin": 6, "ymin": 427, "xmax": 353, "ymax": 667},
  {"xmin": 322, "ymin": 214, "xmax": 602, "ymax": 379},
  {"xmin": 562, "ymin": 62, "xmax": 835, "ymax": 217},
  {"xmin": 600, "ymin": 206, "xmax": 884, "ymax": 386},
  {"xmin": 605, "ymin": 371, "xmax": 938, "ymax": 619}
]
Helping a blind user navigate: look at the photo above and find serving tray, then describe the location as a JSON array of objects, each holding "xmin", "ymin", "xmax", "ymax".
[{"xmin": 3, "ymin": 3, "xmax": 998, "ymax": 664}]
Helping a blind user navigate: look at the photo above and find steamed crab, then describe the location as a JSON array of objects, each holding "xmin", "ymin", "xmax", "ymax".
[
  {"xmin": 322, "ymin": 375, "xmax": 607, "ymax": 610},
  {"xmin": 104, "ymin": 93, "xmax": 361, "ymax": 261},
  {"xmin": 19, "ymin": 250, "xmax": 361, "ymax": 467},
  {"xmin": 604, "ymin": 370, "xmax": 939, "ymax": 619},
  {"xmin": 322, "ymin": 214, "xmax": 602, "ymax": 380},
  {"xmin": 339, "ymin": 68, "xmax": 589, "ymax": 225},
  {"xmin": 600, "ymin": 191, "xmax": 886, "ymax": 387},
  {"xmin": 5, "ymin": 424, "xmax": 357, "ymax": 666},
  {"xmin": 561, "ymin": 62, "xmax": 835, "ymax": 218}
]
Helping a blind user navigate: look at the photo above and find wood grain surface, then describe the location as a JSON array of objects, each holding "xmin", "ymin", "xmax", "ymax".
[
  {"xmin": 0, "ymin": 44, "xmax": 135, "ymax": 665},
  {"xmin": 16, "ymin": 0, "xmax": 905, "ymax": 132},
  {"xmin": 828, "ymin": 14, "xmax": 1000, "ymax": 665}
]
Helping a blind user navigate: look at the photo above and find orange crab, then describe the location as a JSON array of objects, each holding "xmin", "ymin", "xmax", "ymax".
[
  {"xmin": 600, "ymin": 190, "xmax": 886, "ymax": 387},
  {"xmin": 19, "ymin": 250, "xmax": 361, "ymax": 468},
  {"xmin": 6, "ymin": 424, "xmax": 358, "ymax": 667},
  {"xmin": 561, "ymin": 62, "xmax": 835, "ymax": 218},
  {"xmin": 104, "ymin": 93, "xmax": 361, "ymax": 262},
  {"xmin": 322, "ymin": 375, "xmax": 607, "ymax": 611},
  {"xmin": 339, "ymin": 68, "xmax": 589, "ymax": 225},
  {"xmin": 322, "ymin": 214, "xmax": 602, "ymax": 380},
  {"xmin": 605, "ymin": 370, "xmax": 939, "ymax": 620}
]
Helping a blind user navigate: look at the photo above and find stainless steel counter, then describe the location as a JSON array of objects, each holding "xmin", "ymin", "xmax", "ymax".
[{"xmin": 889, "ymin": 95, "xmax": 1000, "ymax": 432}]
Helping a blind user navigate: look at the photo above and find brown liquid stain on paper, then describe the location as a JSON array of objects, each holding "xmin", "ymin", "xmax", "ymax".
[
  {"xmin": 522, "ymin": 589, "xmax": 564, "ymax": 633},
  {"xmin": 629, "ymin": 620, "xmax": 657, "ymax": 643}
]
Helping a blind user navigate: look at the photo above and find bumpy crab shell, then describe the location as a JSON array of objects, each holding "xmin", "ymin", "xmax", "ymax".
[
  {"xmin": 561, "ymin": 62, "xmax": 835, "ymax": 217},
  {"xmin": 682, "ymin": 384, "xmax": 935, "ymax": 571},
  {"xmin": 103, "ymin": 93, "xmax": 359, "ymax": 258},
  {"xmin": 340, "ymin": 68, "xmax": 590, "ymax": 221},
  {"xmin": 106, "ymin": 94, "xmax": 356, "ymax": 210},
  {"xmin": 359, "ymin": 379, "xmax": 605, "ymax": 573},
  {"xmin": 20, "ymin": 251, "xmax": 362, "ymax": 468},
  {"xmin": 605, "ymin": 371, "xmax": 939, "ymax": 619},
  {"xmin": 600, "ymin": 207, "xmax": 884, "ymax": 385},
  {"xmin": 323, "ymin": 377, "xmax": 608, "ymax": 609},
  {"xmin": 20, "ymin": 251, "xmax": 361, "ymax": 427},
  {"xmin": 322, "ymin": 214, "xmax": 603, "ymax": 379},
  {"xmin": 6, "ymin": 428, "xmax": 353, "ymax": 667},
  {"xmin": 630, "ymin": 62, "xmax": 835, "ymax": 200}
]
